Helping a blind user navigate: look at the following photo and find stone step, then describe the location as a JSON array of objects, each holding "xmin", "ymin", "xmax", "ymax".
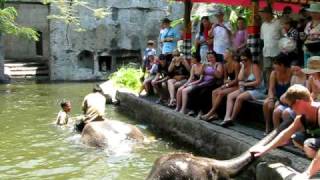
[
  {"xmin": 7, "ymin": 66, "xmax": 48, "ymax": 71},
  {"xmin": 5, "ymin": 63, "xmax": 47, "ymax": 68},
  {"xmin": 9, "ymin": 70, "xmax": 49, "ymax": 76}
]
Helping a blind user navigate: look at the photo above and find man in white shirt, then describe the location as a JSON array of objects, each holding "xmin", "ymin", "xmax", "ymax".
[
  {"xmin": 260, "ymin": 7, "xmax": 282, "ymax": 86},
  {"xmin": 209, "ymin": 8, "xmax": 232, "ymax": 62}
]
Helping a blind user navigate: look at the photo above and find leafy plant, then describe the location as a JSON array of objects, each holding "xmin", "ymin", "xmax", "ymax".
[
  {"xmin": 0, "ymin": 0, "xmax": 38, "ymax": 41},
  {"xmin": 109, "ymin": 65, "xmax": 143, "ymax": 92},
  {"xmin": 44, "ymin": 0, "xmax": 111, "ymax": 32}
]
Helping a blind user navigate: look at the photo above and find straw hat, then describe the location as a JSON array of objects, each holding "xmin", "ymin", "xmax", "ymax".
[
  {"xmin": 306, "ymin": 2, "xmax": 320, "ymax": 13},
  {"xmin": 302, "ymin": 56, "xmax": 320, "ymax": 74}
]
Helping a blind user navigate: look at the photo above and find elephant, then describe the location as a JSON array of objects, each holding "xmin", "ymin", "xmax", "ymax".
[
  {"xmin": 80, "ymin": 120, "xmax": 145, "ymax": 148},
  {"xmin": 146, "ymin": 129, "xmax": 279, "ymax": 180}
]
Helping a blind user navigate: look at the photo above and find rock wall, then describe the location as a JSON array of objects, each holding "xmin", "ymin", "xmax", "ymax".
[{"xmin": 49, "ymin": 0, "xmax": 184, "ymax": 80}]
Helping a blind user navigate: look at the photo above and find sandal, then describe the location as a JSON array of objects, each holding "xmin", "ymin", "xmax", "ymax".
[{"xmin": 220, "ymin": 120, "xmax": 234, "ymax": 127}]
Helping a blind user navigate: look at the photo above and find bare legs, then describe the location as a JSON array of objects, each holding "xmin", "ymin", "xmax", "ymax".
[
  {"xmin": 263, "ymin": 98, "xmax": 275, "ymax": 134},
  {"xmin": 175, "ymin": 85, "xmax": 192, "ymax": 114},
  {"xmin": 223, "ymin": 90, "xmax": 241, "ymax": 121},
  {"xmin": 167, "ymin": 79, "xmax": 177, "ymax": 106},
  {"xmin": 201, "ymin": 86, "xmax": 237, "ymax": 120},
  {"xmin": 229, "ymin": 92, "xmax": 252, "ymax": 121}
]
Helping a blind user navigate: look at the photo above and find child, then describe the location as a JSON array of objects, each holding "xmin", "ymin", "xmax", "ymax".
[
  {"xmin": 139, "ymin": 54, "xmax": 159, "ymax": 96},
  {"xmin": 56, "ymin": 100, "xmax": 72, "ymax": 125},
  {"xmin": 143, "ymin": 40, "xmax": 156, "ymax": 62}
]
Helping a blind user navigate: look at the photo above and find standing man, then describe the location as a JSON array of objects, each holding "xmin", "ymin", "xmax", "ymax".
[
  {"xmin": 259, "ymin": 7, "xmax": 282, "ymax": 87},
  {"xmin": 250, "ymin": 84, "xmax": 320, "ymax": 179},
  {"xmin": 209, "ymin": 8, "xmax": 232, "ymax": 62},
  {"xmin": 159, "ymin": 18, "xmax": 181, "ymax": 64},
  {"xmin": 75, "ymin": 84, "xmax": 106, "ymax": 132}
]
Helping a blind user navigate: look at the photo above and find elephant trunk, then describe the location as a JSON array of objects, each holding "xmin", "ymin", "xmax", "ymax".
[{"xmin": 208, "ymin": 129, "xmax": 278, "ymax": 177}]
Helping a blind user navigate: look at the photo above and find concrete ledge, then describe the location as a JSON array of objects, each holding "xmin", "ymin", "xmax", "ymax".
[{"xmin": 116, "ymin": 91, "xmax": 312, "ymax": 179}]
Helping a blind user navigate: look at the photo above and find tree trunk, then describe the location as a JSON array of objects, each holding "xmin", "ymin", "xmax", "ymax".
[{"xmin": 0, "ymin": 33, "xmax": 5, "ymax": 83}]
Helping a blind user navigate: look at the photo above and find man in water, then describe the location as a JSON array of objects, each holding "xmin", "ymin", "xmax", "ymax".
[
  {"xmin": 250, "ymin": 84, "xmax": 320, "ymax": 179},
  {"xmin": 75, "ymin": 84, "xmax": 106, "ymax": 132},
  {"xmin": 56, "ymin": 100, "xmax": 72, "ymax": 125}
]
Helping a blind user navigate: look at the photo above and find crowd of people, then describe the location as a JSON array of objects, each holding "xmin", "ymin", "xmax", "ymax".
[{"xmin": 139, "ymin": 2, "xmax": 320, "ymax": 178}]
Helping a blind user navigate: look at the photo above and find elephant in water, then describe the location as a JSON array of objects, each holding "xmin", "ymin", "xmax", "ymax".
[
  {"xmin": 81, "ymin": 120, "xmax": 145, "ymax": 148},
  {"xmin": 146, "ymin": 130, "xmax": 279, "ymax": 180}
]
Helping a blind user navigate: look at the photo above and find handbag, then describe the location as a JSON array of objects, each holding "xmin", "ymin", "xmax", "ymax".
[{"xmin": 305, "ymin": 40, "xmax": 320, "ymax": 53}]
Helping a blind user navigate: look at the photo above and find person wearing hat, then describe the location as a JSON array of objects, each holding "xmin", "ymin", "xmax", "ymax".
[
  {"xmin": 250, "ymin": 84, "xmax": 320, "ymax": 179},
  {"xmin": 208, "ymin": 8, "xmax": 232, "ymax": 63},
  {"xmin": 75, "ymin": 84, "xmax": 106, "ymax": 132},
  {"xmin": 159, "ymin": 18, "xmax": 181, "ymax": 64},
  {"xmin": 304, "ymin": 56, "xmax": 320, "ymax": 102},
  {"xmin": 259, "ymin": 6, "xmax": 282, "ymax": 89},
  {"xmin": 303, "ymin": 2, "xmax": 320, "ymax": 67},
  {"xmin": 143, "ymin": 40, "xmax": 156, "ymax": 62}
]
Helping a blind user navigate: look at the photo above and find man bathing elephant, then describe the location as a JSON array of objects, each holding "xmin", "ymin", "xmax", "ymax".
[{"xmin": 75, "ymin": 84, "xmax": 106, "ymax": 132}]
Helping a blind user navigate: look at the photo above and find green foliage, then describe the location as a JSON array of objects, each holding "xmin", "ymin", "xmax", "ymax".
[
  {"xmin": 109, "ymin": 66, "xmax": 143, "ymax": 92},
  {"xmin": 44, "ymin": 0, "xmax": 111, "ymax": 32},
  {"xmin": 0, "ymin": 6, "xmax": 39, "ymax": 41}
]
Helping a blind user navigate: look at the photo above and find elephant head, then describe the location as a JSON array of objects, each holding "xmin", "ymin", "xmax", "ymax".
[{"xmin": 146, "ymin": 130, "xmax": 279, "ymax": 180}]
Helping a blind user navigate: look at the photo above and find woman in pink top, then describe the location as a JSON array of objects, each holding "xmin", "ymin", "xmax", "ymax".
[{"xmin": 233, "ymin": 17, "xmax": 248, "ymax": 53}]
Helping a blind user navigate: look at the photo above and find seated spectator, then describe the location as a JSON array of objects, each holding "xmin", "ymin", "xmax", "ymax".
[
  {"xmin": 167, "ymin": 51, "xmax": 190, "ymax": 107},
  {"xmin": 151, "ymin": 54, "xmax": 170, "ymax": 104},
  {"xmin": 272, "ymin": 61, "xmax": 307, "ymax": 132},
  {"xmin": 139, "ymin": 53, "xmax": 158, "ymax": 96},
  {"xmin": 175, "ymin": 54, "xmax": 203, "ymax": 113},
  {"xmin": 232, "ymin": 17, "xmax": 248, "ymax": 53},
  {"xmin": 221, "ymin": 48, "xmax": 265, "ymax": 127},
  {"xmin": 263, "ymin": 53, "xmax": 292, "ymax": 134},
  {"xmin": 250, "ymin": 84, "xmax": 320, "ymax": 179},
  {"xmin": 187, "ymin": 51, "xmax": 224, "ymax": 116},
  {"xmin": 305, "ymin": 56, "xmax": 320, "ymax": 101},
  {"xmin": 200, "ymin": 48, "xmax": 240, "ymax": 121}
]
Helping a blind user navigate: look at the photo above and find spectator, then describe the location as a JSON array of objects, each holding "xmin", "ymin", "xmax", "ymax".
[
  {"xmin": 167, "ymin": 51, "xmax": 190, "ymax": 107},
  {"xmin": 139, "ymin": 53, "xmax": 158, "ymax": 96},
  {"xmin": 209, "ymin": 8, "xmax": 232, "ymax": 62},
  {"xmin": 159, "ymin": 18, "xmax": 181, "ymax": 64},
  {"xmin": 151, "ymin": 54, "xmax": 170, "ymax": 104},
  {"xmin": 303, "ymin": 2, "xmax": 320, "ymax": 67},
  {"xmin": 187, "ymin": 51, "xmax": 224, "ymax": 116},
  {"xmin": 281, "ymin": 17, "xmax": 299, "ymax": 53},
  {"xmin": 272, "ymin": 61, "xmax": 307, "ymax": 134},
  {"xmin": 195, "ymin": 16, "xmax": 212, "ymax": 64},
  {"xmin": 143, "ymin": 40, "xmax": 156, "ymax": 62},
  {"xmin": 200, "ymin": 48, "xmax": 240, "ymax": 121},
  {"xmin": 282, "ymin": 6, "xmax": 293, "ymax": 19},
  {"xmin": 304, "ymin": 56, "xmax": 320, "ymax": 101},
  {"xmin": 221, "ymin": 48, "xmax": 265, "ymax": 127},
  {"xmin": 259, "ymin": 6, "xmax": 282, "ymax": 88},
  {"xmin": 250, "ymin": 84, "xmax": 320, "ymax": 179},
  {"xmin": 175, "ymin": 54, "xmax": 203, "ymax": 113},
  {"xmin": 233, "ymin": 17, "xmax": 248, "ymax": 53},
  {"xmin": 263, "ymin": 53, "xmax": 292, "ymax": 134}
]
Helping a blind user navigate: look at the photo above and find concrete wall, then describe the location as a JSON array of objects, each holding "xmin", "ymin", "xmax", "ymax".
[
  {"xmin": 49, "ymin": 0, "xmax": 184, "ymax": 80},
  {"xmin": 3, "ymin": 2, "xmax": 49, "ymax": 61},
  {"xmin": 116, "ymin": 91, "xmax": 313, "ymax": 179}
]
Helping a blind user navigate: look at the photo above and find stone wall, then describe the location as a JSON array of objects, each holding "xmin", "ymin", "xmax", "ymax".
[
  {"xmin": 3, "ymin": 2, "xmax": 49, "ymax": 61},
  {"xmin": 49, "ymin": 0, "xmax": 184, "ymax": 80}
]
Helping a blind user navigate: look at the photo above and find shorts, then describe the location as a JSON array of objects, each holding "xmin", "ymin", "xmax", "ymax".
[
  {"xmin": 276, "ymin": 105, "xmax": 296, "ymax": 119},
  {"xmin": 247, "ymin": 89, "xmax": 266, "ymax": 100},
  {"xmin": 263, "ymin": 56, "xmax": 274, "ymax": 71},
  {"xmin": 291, "ymin": 131, "xmax": 320, "ymax": 151}
]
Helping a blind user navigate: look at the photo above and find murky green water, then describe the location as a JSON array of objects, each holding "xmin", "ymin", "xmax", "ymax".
[{"xmin": 0, "ymin": 82, "xmax": 182, "ymax": 180}]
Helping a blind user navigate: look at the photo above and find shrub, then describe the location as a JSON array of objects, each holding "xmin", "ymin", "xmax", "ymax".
[{"xmin": 109, "ymin": 65, "xmax": 142, "ymax": 92}]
